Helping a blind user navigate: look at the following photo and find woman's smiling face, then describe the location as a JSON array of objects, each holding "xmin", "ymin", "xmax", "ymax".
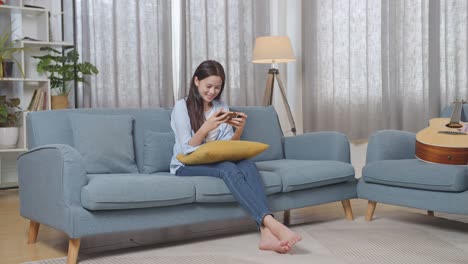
[{"xmin": 195, "ymin": 75, "xmax": 223, "ymax": 105}]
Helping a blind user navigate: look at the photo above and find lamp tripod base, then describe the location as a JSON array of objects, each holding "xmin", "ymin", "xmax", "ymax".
[{"xmin": 263, "ymin": 68, "xmax": 297, "ymax": 135}]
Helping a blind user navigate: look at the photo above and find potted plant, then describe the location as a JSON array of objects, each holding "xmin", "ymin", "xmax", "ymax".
[
  {"xmin": 0, "ymin": 96, "xmax": 22, "ymax": 148},
  {"xmin": 33, "ymin": 47, "xmax": 98, "ymax": 109},
  {"xmin": 0, "ymin": 28, "xmax": 26, "ymax": 79}
]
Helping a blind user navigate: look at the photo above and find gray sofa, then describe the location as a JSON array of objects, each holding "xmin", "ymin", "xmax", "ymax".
[
  {"xmin": 358, "ymin": 104, "xmax": 468, "ymax": 221},
  {"xmin": 18, "ymin": 106, "xmax": 357, "ymax": 264}
]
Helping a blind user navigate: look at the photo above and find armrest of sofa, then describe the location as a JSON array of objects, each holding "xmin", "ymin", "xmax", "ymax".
[
  {"xmin": 17, "ymin": 144, "xmax": 87, "ymax": 228},
  {"xmin": 284, "ymin": 131, "xmax": 351, "ymax": 163},
  {"xmin": 366, "ymin": 130, "xmax": 416, "ymax": 164}
]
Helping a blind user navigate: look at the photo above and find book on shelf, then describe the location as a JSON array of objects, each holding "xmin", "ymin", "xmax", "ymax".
[
  {"xmin": 27, "ymin": 89, "xmax": 38, "ymax": 111},
  {"xmin": 27, "ymin": 89, "xmax": 47, "ymax": 111},
  {"xmin": 42, "ymin": 91, "xmax": 47, "ymax": 110},
  {"xmin": 31, "ymin": 90, "xmax": 41, "ymax": 111},
  {"xmin": 36, "ymin": 90, "xmax": 44, "ymax": 111}
]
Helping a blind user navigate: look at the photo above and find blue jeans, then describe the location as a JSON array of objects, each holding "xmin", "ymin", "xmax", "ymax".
[{"xmin": 176, "ymin": 160, "xmax": 271, "ymax": 227}]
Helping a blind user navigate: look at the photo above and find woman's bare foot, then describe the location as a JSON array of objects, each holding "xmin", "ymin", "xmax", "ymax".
[
  {"xmin": 262, "ymin": 215, "xmax": 302, "ymax": 248},
  {"xmin": 259, "ymin": 227, "xmax": 291, "ymax": 253}
]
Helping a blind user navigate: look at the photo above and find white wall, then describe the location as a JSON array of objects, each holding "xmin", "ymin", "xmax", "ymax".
[{"xmin": 350, "ymin": 141, "xmax": 367, "ymax": 178}]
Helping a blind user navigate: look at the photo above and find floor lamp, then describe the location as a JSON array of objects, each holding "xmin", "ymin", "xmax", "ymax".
[{"xmin": 252, "ymin": 36, "xmax": 297, "ymax": 135}]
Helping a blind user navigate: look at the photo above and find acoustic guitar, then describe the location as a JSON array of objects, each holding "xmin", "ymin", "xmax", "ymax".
[{"xmin": 415, "ymin": 100, "xmax": 468, "ymax": 165}]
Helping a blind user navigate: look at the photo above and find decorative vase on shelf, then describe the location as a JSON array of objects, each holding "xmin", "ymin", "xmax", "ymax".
[
  {"xmin": 0, "ymin": 127, "xmax": 20, "ymax": 149},
  {"xmin": 2, "ymin": 61, "xmax": 14, "ymax": 78},
  {"xmin": 51, "ymin": 95, "xmax": 69, "ymax": 110}
]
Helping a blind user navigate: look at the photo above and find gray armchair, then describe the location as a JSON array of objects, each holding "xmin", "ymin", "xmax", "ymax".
[{"xmin": 357, "ymin": 104, "xmax": 468, "ymax": 221}]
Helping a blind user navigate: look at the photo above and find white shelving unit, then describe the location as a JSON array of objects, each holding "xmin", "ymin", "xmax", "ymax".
[
  {"xmin": 21, "ymin": 40, "xmax": 74, "ymax": 79},
  {"xmin": 0, "ymin": 79, "xmax": 50, "ymax": 151},
  {"xmin": 0, "ymin": 0, "xmax": 68, "ymax": 188}
]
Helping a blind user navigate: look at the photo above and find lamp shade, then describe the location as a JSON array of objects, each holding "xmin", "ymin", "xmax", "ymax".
[{"xmin": 252, "ymin": 36, "xmax": 295, "ymax": 64}]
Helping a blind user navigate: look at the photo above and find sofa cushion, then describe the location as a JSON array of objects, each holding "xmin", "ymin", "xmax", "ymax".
[
  {"xmin": 255, "ymin": 159, "xmax": 355, "ymax": 192},
  {"xmin": 82, "ymin": 174, "xmax": 195, "ymax": 210},
  {"xmin": 153, "ymin": 171, "xmax": 281, "ymax": 203},
  {"xmin": 170, "ymin": 171, "xmax": 282, "ymax": 203},
  {"xmin": 176, "ymin": 140, "xmax": 269, "ymax": 165},
  {"xmin": 131, "ymin": 109, "xmax": 173, "ymax": 173},
  {"xmin": 230, "ymin": 106, "xmax": 284, "ymax": 161},
  {"xmin": 70, "ymin": 114, "xmax": 138, "ymax": 173},
  {"xmin": 143, "ymin": 131, "xmax": 175, "ymax": 173},
  {"xmin": 363, "ymin": 159, "xmax": 468, "ymax": 192}
]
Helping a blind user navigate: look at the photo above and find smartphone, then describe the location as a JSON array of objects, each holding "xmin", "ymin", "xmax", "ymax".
[{"xmin": 217, "ymin": 112, "xmax": 241, "ymax": 120}]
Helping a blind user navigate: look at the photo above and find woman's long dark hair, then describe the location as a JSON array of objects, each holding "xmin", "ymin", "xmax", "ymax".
[{"xmin": 186, "ymin": 60, "xmax": 226, "ymax": 133}]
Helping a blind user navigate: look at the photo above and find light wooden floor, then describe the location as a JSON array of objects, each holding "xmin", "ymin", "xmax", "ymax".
[{"xmin": 2, "ymin": 188, "xmax": 468, "ymax": 264}]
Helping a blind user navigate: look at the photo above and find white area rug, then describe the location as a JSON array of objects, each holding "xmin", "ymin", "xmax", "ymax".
[
  {"xmin": 24, "ymin": 212, "xmax": 468, "ymax": 264},
  {"xmin": 24, "ymin": 255, "xmax": 261, "ymax": 264}
]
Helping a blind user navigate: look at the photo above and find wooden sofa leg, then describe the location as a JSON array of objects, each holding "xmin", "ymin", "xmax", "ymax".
[
  {"xmin": 283, "ymin": 210, "xmax": 290, "ymax": 226},
  {"xmin": 341, "ymin": 200, "xmax": 354, "ymax": 220},
  {"xmin": 27, "ymin": 221, "xmax": 40, "ymax": 244},
  {"xmin": 67, "ymin": 238, "xmax": 81, "ymax": 264},
  {"xmin": 365, "ymin": 201, "xmax": 377, "ymax": 222},
  {"xmin": 428, "ymin": 210, "xmax": 435, "ymax": 216}
]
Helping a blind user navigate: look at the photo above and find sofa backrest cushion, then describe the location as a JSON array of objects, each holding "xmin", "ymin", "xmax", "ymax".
[
  {"xmin": 70, "ymin": 114, "xmax": 138, "ymax": 173},
  {"xmin": 143, "ymin": 130, "xmax": 175, "ymax": 173},
  {"xmin": 27, "ymin": 108, "xmax": 173, "ymax": 173},
  {"xmin": 230, "ymin": 106, "xmax": 284, "ymax": 161},
  {"xmin": 27, "ymin": 106, "xmax": 283, "ymax": 172}
]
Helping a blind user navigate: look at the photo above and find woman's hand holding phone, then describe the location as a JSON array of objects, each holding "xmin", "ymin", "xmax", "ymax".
[
  {"xmin": 212, "ymin": 110, "xmax": 247, "ymax": 129},
  {"xmin": 202, "ymin": 110, "xmax": 231, "ymax": 132},
  {"xmin": 216, "ymin": 111, "xmax": 240, "ymax": 120},
  {"xmin": 226, "ymin": 112, "xmax": 247, "ymax": 129}
]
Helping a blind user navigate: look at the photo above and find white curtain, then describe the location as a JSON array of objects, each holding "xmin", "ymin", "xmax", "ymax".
[
  {"xmin": 74, "ymin": 0, "xmax": 174, "ymax": 108},
  {"xmin": 178, "ymin": 0, "xmax": 270, "ymax": 106},
  {"xmin": 302, "ymin": 0, "xmax": 468, "ymax": 140}
]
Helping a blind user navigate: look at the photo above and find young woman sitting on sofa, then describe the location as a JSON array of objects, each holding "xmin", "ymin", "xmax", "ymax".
[{"xmin": 170, "ymin": 60, "xmax": 302, "ymax": 253}]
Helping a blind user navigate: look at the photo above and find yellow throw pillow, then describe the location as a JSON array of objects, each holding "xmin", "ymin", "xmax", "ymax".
[{"xmin": 176, "ymin": 140, "xmax": 269, "ymax": 165}]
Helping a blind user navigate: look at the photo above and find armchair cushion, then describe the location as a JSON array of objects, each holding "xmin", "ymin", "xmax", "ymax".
[
  {"xmin": 70, "ymin": 114, "xmax": 138, "ymax": 173},
  {"xmin": 366, "ymin": 130, "xmax": 416, "ymax": 164},
  {"xmin": 363, "ymin": 159, "xmax": 468, "ymax": 192}
]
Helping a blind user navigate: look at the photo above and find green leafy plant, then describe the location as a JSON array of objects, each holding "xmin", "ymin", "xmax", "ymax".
[
  {"xmin": 0, "ymin": 96, "xmax": 21, "ymax": 127},
  {"xmin": 0, "ymin": 28, "xmax": 25, "ymax": 79},
  {"xmin": 33, "ymin": 47, "xmax": 99, "ymax": 96}
]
